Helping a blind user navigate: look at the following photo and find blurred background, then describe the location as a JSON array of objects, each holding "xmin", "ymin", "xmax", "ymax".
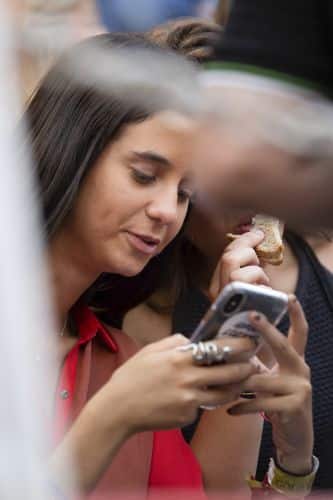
[{"xmin": 8, "ymin": 0, "xmax": 233, "ymax": 103}]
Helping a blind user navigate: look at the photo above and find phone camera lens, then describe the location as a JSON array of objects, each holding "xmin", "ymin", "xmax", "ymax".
[{"xmin": 224, "ymin": 293, "xmax": 243, "ymax": 314}]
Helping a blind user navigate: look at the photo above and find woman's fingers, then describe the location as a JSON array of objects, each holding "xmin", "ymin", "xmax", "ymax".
[
  {"xmin": 209, "ymin": 230, "xmax": 266, "ymax": 299},
  {"xmin": 230, "ymin": 266, "xmax": 270, "ymax": 286},
  {"xmin": 190, "ymin": 361, "xmax": 258, "ymax": 387},
  {"xmin": 221, "ymin": 247, "xmax": 260, "ymax": 282},
  {"xmin": 249, "ymin": 312, "xmax": 300, "ymax": 371},
  {"xmin": 197, "ymin": 383, "xmax": 244, "ymax": 408},
  {"xmin": 176, "ymin": 337, "xmax": 256, "ymax": 364},
  {"xmin": 287, "ymin": 295, "xmax": 308, "ymax": 357},
  {"xmin": 145, "ymin": 333, "xmax": 189, "ymax": 353},
  {"xmin": 228, "ymin": 395, "xmax": 298, "ymax": 416},
  {"xmin": 225, "ymin": 230, "xmax": 264, "ymax": 252},
  {"xmin": 210, "ymin": 249, "xmax": 262, "ymax": 299},
  {"xmin": 242, "ymin": 373, "xmax": 309, "ymax": 396}
]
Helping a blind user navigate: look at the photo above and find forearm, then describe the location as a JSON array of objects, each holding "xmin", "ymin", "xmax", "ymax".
[
  {"xmin": 191, "ymin": 406, "xmax": 263, "ymax": 493},
  {"xmin": 276, "ymin": 448, "xmax": 313, "ymax": 476},
  {"xmin": 49, "ymin": 397, "xmax": 130, "ymax": 494},
  {"xmin": 274, "ymin": 405, "xmax": 314, "ymax": 476}
]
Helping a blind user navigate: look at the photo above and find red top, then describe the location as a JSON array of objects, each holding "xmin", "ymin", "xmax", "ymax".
[{"xmin": 54, "ymin": 307, "xmax": 205, "ymax": 496}]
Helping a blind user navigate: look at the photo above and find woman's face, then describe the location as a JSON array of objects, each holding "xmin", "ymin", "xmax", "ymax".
[
  {"xmin": 186, "ymin": 205, "xmax": 255, "ymax": 262},
  {"xmin": 62, "ymin": 112, "xmax": 195, "ymax": 276}
]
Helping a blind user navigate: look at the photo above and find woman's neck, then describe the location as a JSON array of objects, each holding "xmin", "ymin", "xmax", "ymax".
[
  {"xmin": 48, "ymin": 231, "xmax": 100, "ymax": 329},
  {"xmin": 198, "ymin": 251, "xmax": 225, "ymax": 291}
]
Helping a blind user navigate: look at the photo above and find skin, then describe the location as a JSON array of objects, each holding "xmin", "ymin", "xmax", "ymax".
[
  {"xmin": 49, "ymin": 112, "xmax": 195, "ymax": 328},
  {"xmin": 47, "ymin": 112, "xmax": 260, "ymax": 494},
  {"xmin": 191, "ymin": 298, "xmax": 312, "ymax": 489},
  {"xmin": 185, "ymin": 209, "xmax": 330, "ymax": 480},
  {"xmin": 190, "ymin": 85, "xmax": 333, "ymax": 229},
  {"xmin": 232, "ymin": 301, "xmax": 313, "ymax": 475}
]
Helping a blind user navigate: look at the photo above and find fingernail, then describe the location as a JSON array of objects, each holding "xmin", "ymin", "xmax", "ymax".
[
  {"xmin": 250, "ymin": 312, "xmax": 262, "ymax": 322},
  {"xmin": 288, "ymin": 294, "xmax": 297, "ymax": 303},
  {"xmin": 253, "ymin": 229, "xmax": 264, "ymax": 237},
  {"xmin": 240, "ymin": 392, "xmax": 256, "ymax": 399}
]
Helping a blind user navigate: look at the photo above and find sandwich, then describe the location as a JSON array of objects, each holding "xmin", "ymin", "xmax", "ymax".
[
  {"xmin": 227, "ymin": 214, "xmax": 284, "ymax": 265},
  {"xmin": 253, "ymin": 214, "xmax": 284, "ymax": 265}
]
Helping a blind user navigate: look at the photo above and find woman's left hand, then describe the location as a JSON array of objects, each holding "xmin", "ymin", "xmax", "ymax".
[{"xmin": 228, "ymin": 296, "xmax": 314, "ymax": 475}]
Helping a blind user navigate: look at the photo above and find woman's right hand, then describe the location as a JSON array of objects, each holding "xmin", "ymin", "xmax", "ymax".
[
  {"xmin": 92, "ymin": 334, "xmax": 258, "ymax": 437},
  {"xmin": 209, "ymin": 229, "xmax": 269, "ymax": 300}
]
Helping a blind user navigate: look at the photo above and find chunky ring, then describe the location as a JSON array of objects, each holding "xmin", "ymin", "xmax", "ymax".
[
  {"xmin": 196, "ymin": 342, "xmax": 232, "ymax": 365},
  {"xmin": 177, "ymin": 342, "xmax": 232, "ymax": 366}
]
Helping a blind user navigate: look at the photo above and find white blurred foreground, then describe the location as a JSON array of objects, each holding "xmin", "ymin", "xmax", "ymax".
[{"xmin": 0, "ymin": 4, "xmax": 64, "ymax": 498}]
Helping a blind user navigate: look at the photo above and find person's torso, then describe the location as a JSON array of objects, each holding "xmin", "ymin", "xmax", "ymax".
[{"xmin": 172, "ymin": 233, "xmax": 333, "ymax": 489}]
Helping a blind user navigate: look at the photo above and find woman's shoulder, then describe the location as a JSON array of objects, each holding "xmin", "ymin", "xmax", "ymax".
[
  {"xmin": 74, "ymin": 304, "xmax": 141, "ymax": 358},
  {"xmin": 97, "ymin": 315, "xmax": 141, "ymax": 361}
]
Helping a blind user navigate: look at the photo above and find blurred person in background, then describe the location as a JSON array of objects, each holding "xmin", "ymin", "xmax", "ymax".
[
  {"xmin": 23, "ymin": 31, "xmax": 316, "ymax": 498},
  {"xmin": 192, "ymin": 0, "xmax": 333, "ymax": 229},
  {"xmin": 8, "ymin": 0, "xmax": 105, "ymax": 103},
  {"xmin": 115, "ymin": 18, "xmax": 333, "ymax": 491}
]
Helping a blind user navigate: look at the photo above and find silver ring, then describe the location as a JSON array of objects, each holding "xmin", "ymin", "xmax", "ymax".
[{"xmin": 177, "ymin": 342, "xmax": 232, "ymax": 366}]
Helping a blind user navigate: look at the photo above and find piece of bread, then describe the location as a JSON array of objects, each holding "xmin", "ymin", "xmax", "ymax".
[
  {"xmin": 252, "ymin": 215, "xmax": 284, "ymax": 265},
  {"xmin": 226, "ymin": 215, "xmax": 284, "ymax": 265}
]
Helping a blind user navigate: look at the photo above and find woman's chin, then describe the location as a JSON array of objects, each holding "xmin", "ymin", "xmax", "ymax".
[{"xmin": 113, "ymin": 259, "xmax": 149, "ymax": 278}]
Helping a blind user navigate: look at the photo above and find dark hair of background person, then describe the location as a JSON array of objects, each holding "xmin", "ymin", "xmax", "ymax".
[
  {"xmin": 146, "ymin": 17, "xmax": 222, "ymax": 63},
  {"xmin": 24, "ymin": 32, "xmax": 190, "ymax": 324}
]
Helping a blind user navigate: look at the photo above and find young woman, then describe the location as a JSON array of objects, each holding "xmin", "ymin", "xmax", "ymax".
[
  {"xmin": 26, "ymin": 32, "xmax": 314, "ymax": 498},
  {"xmin": 26, "ymin": 33, "xmax": 258, "ymax": 498}
]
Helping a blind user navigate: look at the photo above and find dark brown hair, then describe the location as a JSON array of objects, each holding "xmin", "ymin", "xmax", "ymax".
[
  {"xmin": 146, "ymin": 17, "xmax": 222, "ymax": 63},
  {"xmin": 26, "ymin": 33, "xmax": 160, "ymax": 238}
]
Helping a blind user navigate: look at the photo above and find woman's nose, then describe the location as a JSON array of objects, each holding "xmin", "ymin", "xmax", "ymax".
[{"xmin": 146, "ymin": 190, "xmax": 179, "ymax": 225}]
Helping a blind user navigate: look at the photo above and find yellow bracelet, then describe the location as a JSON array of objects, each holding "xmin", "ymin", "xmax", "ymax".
[{"xmin": 267, "ymin": 456, "xmax": 319, "ymax": 497}]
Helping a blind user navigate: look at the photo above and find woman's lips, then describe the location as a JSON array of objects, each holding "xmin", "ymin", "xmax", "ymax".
[
  {"xmin": 125, "ymin": 231, "xmax": 160, "ymax": 255},
  {"xmin": 233, "ymin": 222, "xmax": 254, "ymax": 235}
]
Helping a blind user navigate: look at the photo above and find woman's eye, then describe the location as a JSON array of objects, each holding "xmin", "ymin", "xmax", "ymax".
[
  {"xmin": 131, "ymin": 168, "xmax": 156, "ymax": 185},
  {"xmin": 178, "ymin": 189, "xmax": 192, "ymax": 203}
]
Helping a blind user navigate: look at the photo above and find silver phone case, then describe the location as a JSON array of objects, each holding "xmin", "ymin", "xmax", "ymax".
[{"xmin": 190, "ymin": 281, "xmax": 288, "ymax": 343}]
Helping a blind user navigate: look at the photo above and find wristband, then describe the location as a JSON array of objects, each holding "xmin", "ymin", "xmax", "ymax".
[{"xmin": 267, "ymin": 455, "xmax": 319, "ymax": 497}]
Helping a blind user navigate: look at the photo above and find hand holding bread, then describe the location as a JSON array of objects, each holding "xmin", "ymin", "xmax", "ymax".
[
  {"xmin": 227, "ymin": 214, "xmax": 284, "ymax": 266},
  {"xmin": 209, "ymin": 229, "xmax": 270, "ymax": 301}
]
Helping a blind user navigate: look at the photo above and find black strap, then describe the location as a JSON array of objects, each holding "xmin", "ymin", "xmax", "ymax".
[{"xmin": 286, "ymin": 232, "xmax": 333, "ymax": 312}]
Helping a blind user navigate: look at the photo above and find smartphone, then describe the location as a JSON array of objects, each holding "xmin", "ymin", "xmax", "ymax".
[{"xmin": 190, "ymin": 281, "xmax": 288, "ymax": 345}]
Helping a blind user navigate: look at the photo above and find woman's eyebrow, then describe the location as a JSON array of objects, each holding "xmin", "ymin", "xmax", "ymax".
[{"xmin": 130, "ymin": 150, "xmax": 171, "ymax": 168}]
